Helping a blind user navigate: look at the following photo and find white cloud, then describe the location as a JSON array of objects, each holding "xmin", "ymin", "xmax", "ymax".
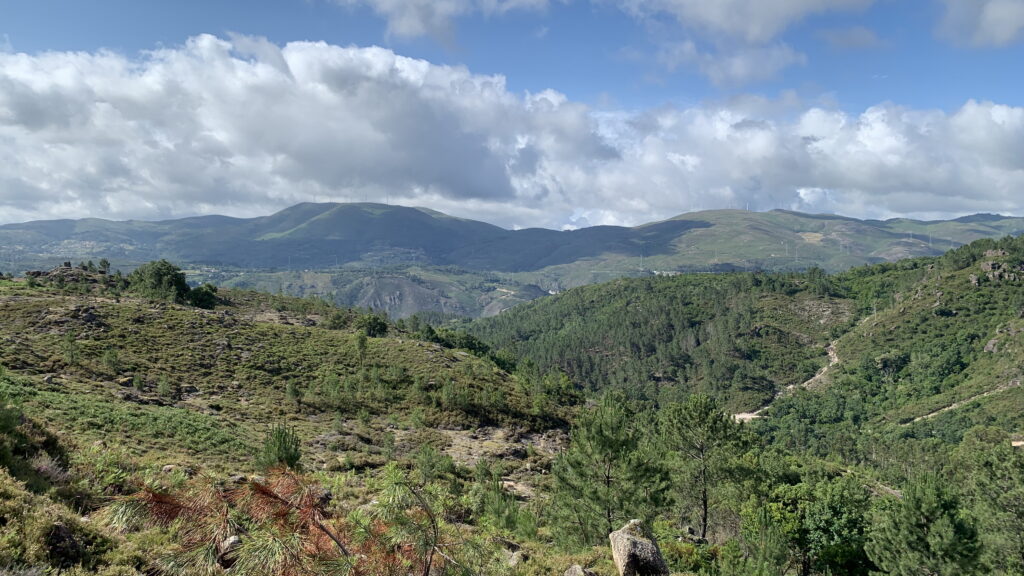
[
  {"xmin": 939, "ymin": 0, "xmax": 1024, "ymax": 46},
  {"xmin": 0, "ymin": 35, "xmax": 1022, "ymax": 229},
  {"xmin": 658, "ymin": 41, "xmax": 807, "ymax": 85},
  {"xmin": 620, "ymin": 1, "xmax": 869, "ymax": 84},
  {"xmin": 616, "ymin": 0, "xmax": 874, "ymax": 43},
  {"xmin": 817, "ymin": 25, "xmax": 885, "ymax": 48},
  {"xmin": 334, "ymin": 0, "xmax": 552, "ymax": 39}
]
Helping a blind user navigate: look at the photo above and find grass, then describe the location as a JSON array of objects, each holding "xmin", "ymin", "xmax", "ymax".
[{"xmin": 0, "ymin": 278, "xmax": 543, "ymax": 473}]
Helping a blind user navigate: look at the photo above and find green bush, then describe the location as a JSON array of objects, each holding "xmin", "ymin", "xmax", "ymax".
[
  {"xmin": 126, "ymin": 260, "xmax": 190, "ymax": 303},
  {"xmin": 255, "ymin": 424, "xmax": 302, "ymax": 471},
  {"xmin": 185, "ymin": 283, "xmax": 218, "ymax": 309}
]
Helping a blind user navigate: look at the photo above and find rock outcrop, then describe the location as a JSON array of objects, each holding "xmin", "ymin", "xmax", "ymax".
[{"xmin": 608, "ymin": 519, "xmax": 669, "ymax": 576}]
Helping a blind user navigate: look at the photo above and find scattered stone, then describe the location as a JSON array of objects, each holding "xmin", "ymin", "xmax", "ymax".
[
  {"xmin": 505, "ymin": 550, "xmax": 528, "ymax": 567},
  {"xmin": 162, "ymin": 465, "xmax": 178, "ymax": 474},
  {"xmin": 218, "ymin": 535, "xmax": 242, "ymax": 567},
  {"xmin": 609, "ymin": 520, "xmax": 669, "ymax": 576},
  {"xmin": 565, "ymin": 566, "xmax": 599, "ymax": 576},
  {"xmin": 985, "ymin": 339, "xmax": 999, "ymax": 353}
]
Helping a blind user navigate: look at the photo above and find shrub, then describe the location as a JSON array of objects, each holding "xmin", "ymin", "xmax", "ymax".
[
  {"xmin": 125, "ymin": 260, "xmax": 190, "ymax": 303},
  {"xmin": 255, "ymin": 424, "xmax": 302, "ymax": 471},
  {"xmin": 185, "ymin": 283, "xmax": 218, "ymax": 309}
]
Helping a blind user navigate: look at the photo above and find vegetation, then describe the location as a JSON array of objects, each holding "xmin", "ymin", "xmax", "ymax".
[
  {"xmin": 5, "ymin": 202, "xmax": 1024, "ymax": 319},
  {"xmin": 469, "ymin": 270, "xmax": 848, "ymax": 412},
  {"xmin": 2, "ymin": 236, "xmax": 1024, "ymax": 575}
]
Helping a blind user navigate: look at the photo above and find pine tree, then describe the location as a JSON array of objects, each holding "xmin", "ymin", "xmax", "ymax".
[
  {"xmin": 957, "ymin": 428, "xmax": 1024, "ymax": 575},
  {"xmin": 550, "ymin": 389, "xmax": 668, "ymax": 546},
  {"xmin": 866, "ymin": 474, "xmax": 981, "ymax": 575},
  {"xmin": 256, "ymin": 424, "xmax": 302, "ymax": 471},
  {"xmin": 659, "ymin": 393, "xmax": 740, "ymax": 540}
]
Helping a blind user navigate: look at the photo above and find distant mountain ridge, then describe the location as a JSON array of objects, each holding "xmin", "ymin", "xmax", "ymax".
[
  {"xmin": 3, "ymin": 202, "xmax": 1023, "ymax": 271},
  {"xmin": 2, "ymin": 202, "xmax": 1023, "ymax": 317}
]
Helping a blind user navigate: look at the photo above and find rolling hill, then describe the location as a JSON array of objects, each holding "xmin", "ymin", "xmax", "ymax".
[
  {"xmin": 467, "ymin": 234, "xmax": 1024, "ymax": 470},
  {"xmin": 4, "ymin": 239, "xmax": 1024, "ymax": 574},
  {"xmin": 2, "ymin": 202, "xmax": 1023, "ymax": 317}
]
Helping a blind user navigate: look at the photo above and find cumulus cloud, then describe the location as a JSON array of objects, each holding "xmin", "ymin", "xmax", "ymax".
[
  {"xmin": 0, "ymin": 35, "xmax": 1022, "ymax": 229},
  {"xmin": 938, "ymin": 0, "xmax": 1024, "ymax": 46}
]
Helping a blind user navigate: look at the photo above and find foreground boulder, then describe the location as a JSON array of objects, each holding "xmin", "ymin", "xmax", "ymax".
[{"xmin": 608, "ymin": 519, "xmax": 669, "ymax": 576}]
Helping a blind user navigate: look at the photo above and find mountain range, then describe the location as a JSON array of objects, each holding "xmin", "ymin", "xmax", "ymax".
[{"xmin": 2, "ymin": 202, "xmax": 1023, "ymax": 317}]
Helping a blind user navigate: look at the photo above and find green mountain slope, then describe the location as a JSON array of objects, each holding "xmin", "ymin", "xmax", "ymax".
[
  {"xmin": 761, "ymin": 237, "xmax": 1024, "ymax": 476},
  {"xmin": 468, "ymin": 271, "xmax": 852, "ymax": 412},
  {"xmin": 0, "ymin": 276, "xmax": 554, "ymax": 473},
  {"xmin": 469, "ymin": 234, "xmax": 1024, "ymax": 465},
  {"xmin": 5, "ymin": 248, "xmax": 1024, "ymax": 574},
  {"xmin": 2, "ymin": 203, "xmax": 1023, "ymax": 318}
]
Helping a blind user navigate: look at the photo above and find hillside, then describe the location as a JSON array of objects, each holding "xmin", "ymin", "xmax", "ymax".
[
  {"xmin": 468, "ymin": 271, "xmax": 852, "ymax": 413},
  {"xmin": 759, "ymin": 238, "xmax": 1024, "ymax": 484},
  {"xmin": 469, "ymin": 234, "xmax": 1024, "ymax": 478},
  {"xmin": 3, "ymin": 203, "xmax": 1023, "ymax": 317},
  {"xmin": 0, "ymin": 272, "xmax": 562, "ymax": 474},
  {"xmin": 4, "ymin": 247, "xmax": 1024, "ymax": 574}
]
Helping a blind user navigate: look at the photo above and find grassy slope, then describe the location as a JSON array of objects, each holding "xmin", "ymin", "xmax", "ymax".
[
  {"xmin": 815, "ymin": 245, "xmax": 1024, "ymax": 431},
  {"xmin": 0, "ymin": 278, "xmax": 542, "ymax": 473}
]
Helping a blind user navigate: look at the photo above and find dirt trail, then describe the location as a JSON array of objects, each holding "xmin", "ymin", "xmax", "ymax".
[
  {"xmin": 734, "ymin": 340, "xmax": 839, "ymax": 422},
  {"xmin": 907, "ymin": 379, "xmax": 1022, "ymax": 424}
]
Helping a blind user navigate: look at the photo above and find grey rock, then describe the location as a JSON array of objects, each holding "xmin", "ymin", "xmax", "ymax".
[
  {"xmin": 565, "ymin": 565, "xmax": 599, "ymax": 576},
  {"xmin": 218, "ymin": 535, "xmax": 242, "ymax": 567},
  {"xmin": 507, "ymin": 550, "xmax": 528, "ymax": 567},
  {"xmin": 220, "ymin": 535, "xmax": 241, "ymax": 554},
  {"xmin": 609, "ymin": 519, "xmax": 669, "ymax": 576}
]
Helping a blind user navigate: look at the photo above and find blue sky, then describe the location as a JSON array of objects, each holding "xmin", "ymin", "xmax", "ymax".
[
  {"xmin": 5, "ymin": 0, "xmax": 1021, "ymax": 111},
  {"xmin": 1, "ymin": 0, "xmax": 1023, "ymax": 228}
]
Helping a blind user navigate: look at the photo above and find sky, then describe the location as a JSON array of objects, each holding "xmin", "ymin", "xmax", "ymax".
[{"xmin": 1, "ymin": 0, "xmax": 1023, "ymax": 229}]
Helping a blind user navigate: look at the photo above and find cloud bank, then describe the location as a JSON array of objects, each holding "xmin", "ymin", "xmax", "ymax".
[{"xmin": 0, "ymin": 35, "xmax": 1021, "ymax": 229}]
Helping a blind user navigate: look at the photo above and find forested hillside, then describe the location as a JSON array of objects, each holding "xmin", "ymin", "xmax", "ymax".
[
  {"xmin": 469, "ymin": 236, "xmax": 1024, "ymax": 434},
  {"xmin": 468, "ymin": 270, "xmax": 850, "ymax": 413}
]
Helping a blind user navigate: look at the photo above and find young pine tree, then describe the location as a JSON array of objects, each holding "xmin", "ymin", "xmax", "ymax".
[
  {"xmin": 659, "ymin": 393, "xmax": 741, "ymax": 540},
  {"xmin": 550, "ymin": 389, "xmax": 668, "ymax": 546},
  {"xmin": 866, "ymin": 474, "xmax": 981, "ymax": 576},
  {"xmin": 256, "ymin": 424, "xmax": 302, "ymax": 471}
]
